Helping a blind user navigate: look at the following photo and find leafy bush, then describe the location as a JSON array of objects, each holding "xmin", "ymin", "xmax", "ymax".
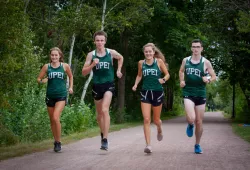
[
  {"xmin": 0, "ymin": 83, "xmax": 97, "ymax": 146},
  {"xmin": 1, "ymin": 83, "xmax": 51, "ymax": 143},
  {"xmin": 171, "ymin": 94, "xmax": 184, "ymax": 116},
  {"xmin": 61, "ymin": 103, "xmax": 97, "ymax": 134},
  {"xmin": 0, "ymin": 121, "xmax": 19, "ymax": 146},
  {"xmin": 211, "ymin": 79, "xmax": 250, "ymax": 123}
]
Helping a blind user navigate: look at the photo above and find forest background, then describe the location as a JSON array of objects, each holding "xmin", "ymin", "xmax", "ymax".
[{"xmin": 0, "ymin": 0, "xmax": 250, "ymax": 147}]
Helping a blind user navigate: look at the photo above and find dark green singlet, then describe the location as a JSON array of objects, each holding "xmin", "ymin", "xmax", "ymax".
[
  {"xmin": 46, "ymin": 63, "xmax": 67, "ymax": 98},
  {"xmin": 142, "ymin": 58, "xmax": 163, "ymax": 91},
  {"xmin": 183, "ymin": 56, "xmax": 206, "ymax": 97},
  {"xmin": 92, "ymin": 48, "xmax": 114, "ymax": 84}
]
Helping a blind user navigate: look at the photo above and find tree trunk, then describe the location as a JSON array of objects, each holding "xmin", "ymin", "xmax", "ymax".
[
  {"xmin": 239, "ymin": 80, "xmax": 250, "ymax": 123},
  {"xmin": 117, "ymin": 67, "xmax": 126, "ymax": 123},
  {"xmin": 24, "ymin": 0, "xmax": 30, "ymax": 13},
  {"xmin": 116, "ymin": 30, "xmax": 128, "ymax": 123},
  {"xmin": 81, "ymin": 71, "xmax": 93, "ymax": 103},
  {"xmin": 232, "ymin": 81, "xmax": 236, "ymax": 118},
  {"xmin": 246, "ymin": 95, "xmax": 250, "ymax": 123},
  {"xmin": 101, "ymin": 0, "xmax": 107, "ymax": 30},
  {"xmin": 163, "ymin": 85, "xmax": 173, "ymax": 112},
  {"xmin": 167, "ymin": 86, "xmax": 173, "ymax": 111},
  {"xmin": 67, "ymin": 34, "xmax": 75, "ymax": 102}
]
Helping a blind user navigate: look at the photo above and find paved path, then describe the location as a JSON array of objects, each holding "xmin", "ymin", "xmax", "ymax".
[{"xmin": 1, "ymin": 112, "xmax": 250, "ymax": 170}]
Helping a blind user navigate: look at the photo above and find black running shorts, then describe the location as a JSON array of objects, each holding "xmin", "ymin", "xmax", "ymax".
[
  {"xmin": 92, "ymin": 82, "xmax": 115, "ymax": 100},
  {"xmin": 140, "ymin": 90, "xmax": 164, "ymax": 107},
  {"xmin": 45, "ymin": 97, "xmax": 66, "ymax": 107},
  {"xmin": 183, "ymin": 96, "xmax": 206, "ymax": 106}
]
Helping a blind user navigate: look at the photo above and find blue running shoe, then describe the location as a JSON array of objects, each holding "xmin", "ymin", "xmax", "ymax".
[
  {"xmin": 194, "ymin": 144, "xmax": 203, "ymax": 154},
  {"xmin": 186, "ymin": 124, "xmax": 194, "ymax": 137}
]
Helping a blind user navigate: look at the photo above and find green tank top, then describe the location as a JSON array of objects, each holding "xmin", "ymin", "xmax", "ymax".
[
  {"xmin": 92, "ymin": 48, "xmax": 114, "ymax": 84},
  {"xmin": 183, "ymin": 56, "xmax": 206, "ymax": 97},
  {"xmin": 46, "ymin": 63, "xmax": 67, "ymax": 98},
  {"xmin": 142, "ymin": 59, "xmax": 163, "ymax": 91}
]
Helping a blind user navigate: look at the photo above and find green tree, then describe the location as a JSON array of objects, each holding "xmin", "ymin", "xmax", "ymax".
[
  {"xmin": 0, "ymin": 0, "xmax": 40, "ymax": 108},
  {"xmin": 202, "ymin": 0, "xmax": 250, "ymax": 120}
]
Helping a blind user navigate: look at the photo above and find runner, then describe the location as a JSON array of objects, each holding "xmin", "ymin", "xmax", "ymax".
[
  {"xmin": 82, "ymin": 30, "xmax": 123, "ymax": 150},
  {"xmin": 132, "ymin": 43, "xmax": 170, "ymax": 153},
  {"xmin": 179, "ymin": 39, "xmax": 216, "ymax": 154},
  {"xmin": 37, "ymin": 47, "xmax": 73, "ymax": 152}
]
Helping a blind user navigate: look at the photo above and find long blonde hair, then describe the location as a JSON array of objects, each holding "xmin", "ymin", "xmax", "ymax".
[
  {"xmin": 143, "ymin": 43, "xmax": 166, "ymax": 63},
  {"xmin": 49, "ymin": 47, "xmax": 64, "ymax": 62}
]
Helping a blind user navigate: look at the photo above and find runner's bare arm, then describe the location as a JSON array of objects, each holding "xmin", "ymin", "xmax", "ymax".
[
  {"xmin": 206, "ymin": 60, "xmax": 216, "ymax": 82},
  {"xmin": 110, "ymin": 49, "xmax": 123, "ymax": 71},
  {"xmin": 37, "ymin": 64, "xmax": 48, "ymax": 84},
  {"xmin": 110, "ymin": 49, "xmax": 124, "ymax": 78},
  {"xmin": 179, "ymin": 58, "xmax": 186, "ymax": 87},
  {"xmin": 65, "ymin": 63, "xmax": 73, "ymax": 94},
  {"xmin": 82, "ymin": 52, "xmax": 96, "ymax": 76},
  {"xmin": 132, "ymin": 61, "xmax": 143, "ymax": 91},
  {"xmin": 159, "ymin": 59, "xmax": 170, "ymax": 84}
]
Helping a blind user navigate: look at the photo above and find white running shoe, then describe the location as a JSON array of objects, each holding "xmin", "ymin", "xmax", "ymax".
[{"xmin": 144, "ymin": 145, "xmax": 152, "ymax": 153}]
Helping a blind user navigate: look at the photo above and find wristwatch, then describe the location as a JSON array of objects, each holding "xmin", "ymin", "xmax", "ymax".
[{"xmin": 162, "ymin": 78, "xmax": 166, "ymax": 83}]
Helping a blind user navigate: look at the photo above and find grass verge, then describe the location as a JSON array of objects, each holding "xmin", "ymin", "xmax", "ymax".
[
  {"xmin": 223, "ymin": 112, "xmax": 250, "ymax": 144},
  {"xmin": 0, "ymin": 122, "xmax": 141, "ymax": 161},
  {"xmin": 232, "ymin": 123, "xmax": 250, "ymax": 143}
]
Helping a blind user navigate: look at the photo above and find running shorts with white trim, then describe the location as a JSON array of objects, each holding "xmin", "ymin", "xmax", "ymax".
[
  {"xmin": 92, "ymin": 82, "xmax": 115, "ymax": 100},
  {"xmin": 140, "ymin": 90, "xmax": 164, "ymax": 107}
]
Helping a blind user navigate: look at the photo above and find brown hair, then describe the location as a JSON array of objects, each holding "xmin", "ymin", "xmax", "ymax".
[
  {"xmin": 93, "ymin": 30, "xmax": 107, "ymax": 41},
  {"xmin": 143, "ymin": 43, "xmax": 166, "ymax": 63},
  {"xmin": 50, "ymin": 47, "xmax": 64, "ymax": 62},
  {"xmin": 192, "ymin": 39, "xmax": 203, "ymax": 46}
]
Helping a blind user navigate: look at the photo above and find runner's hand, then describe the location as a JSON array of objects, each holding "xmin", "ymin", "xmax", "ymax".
[
  {"xmin": 68, "ymin": 88, "xmax": 73, "ymax": 94},
  {"xmin": 42, "ymin": 78, "xmax": 48, "ymax": 83},
  {"xmin": 39, "ymin": 78, "xmax": 48, "ymax": 84},
  {"xmin": 92, "ymin": 58, "xmax": 99, "ymax": 66},
  {"xmin": 132, "ymin": 85, "xmax": 137, "ymax": 91},
  {"xmin": 158, "ymin": 78, "xmax": 165, "ymax": 84},
  {"xmin": 180, "ymin": 80, "xmax": 186, "ymax": 88},
  {"xmin": 202, "ymin": 76, "xmax": 210, "ymax": 84},
  {"xmin": 117, "ymin": 70, "xmax": 123, "ymax": 78}
]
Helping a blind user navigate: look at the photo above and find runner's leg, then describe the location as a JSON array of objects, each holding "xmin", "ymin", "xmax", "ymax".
[
  {"xmin": 141, "ymin": 102, "xmax": 152, "ymax": 145},
  {"xmin": 152, "ymin": 104, "xmax": 163, "ymax": 141},
  {"xmin": 184, "ymin": 99, "xmax": 196, "ymax": 124},
  {"xmin": 101, "ymin": 91, "xmax": 113, "ymax": 139},
  {"xmin": 194, "ymin": 104, "xmax": 205, "ymax": 144},
  {"xmin": 95, "ymin": 99, "xmax": 104, "ymax": 137}
]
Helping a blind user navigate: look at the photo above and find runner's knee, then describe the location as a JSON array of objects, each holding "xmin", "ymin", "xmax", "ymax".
[
  {"xmin": 153, "ymin": 119, "xmax": 161, "ymax": 126},
  {"xmin": 195, "ymin": 119, "xmax": 203, "ymax": 127},
  {"xmin": 96, "ymin": 114, "xmax": 102, "ymax": 121},
  {"xmin": 187, "ymin": 116, "xmax": 195, "ymax": 124},
  {"xmin": 144, "ymin": 117, "xmax": 151, "ymax": 125},
  {"xmin": 51, "ymin": 116, "xmax": 60, "ymax": 124},
  {"xmin": 102, "ymin": 108, "xmax": 109, "ymax": 115}
]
